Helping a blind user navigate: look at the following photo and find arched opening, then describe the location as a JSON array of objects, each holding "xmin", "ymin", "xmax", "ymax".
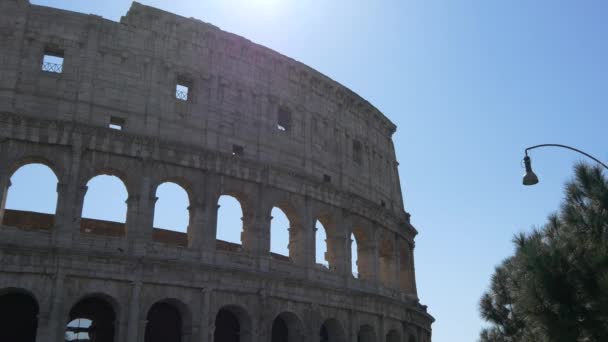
[
  {"xmin": 271, "ymin": 315, "xmax": 288, "ymax": 342},
  {"xmin": 272, "ymin": 312, "xmax": 303, "ymax": 342},
  {"xmin": 81, "ymin": 175, "xmax": 128, "ymax": 236},
  {"xmin": 144, "ymin": 302, "xmax": 182, "ymax": 342},
  {"xmin": 2, "ymin": 163, "xmax": 58, "ymax": 229},
  {"xmin": 351, "ymin": 233, "xmax": 359, "ymax": 278},
  {"xmin": 214, "ymin": 306, "xmax": 252, "ymax": 342},
  {"xmin": 386, "ymin": 330, "xmax": 400, "ymax": 342},
  {"xmin": 216, "ymin": 195, "xmax": 245, "ymax": 251},
  {"xmin": 152, "ymin": 182, "xmax": 190, "ymax": 246},
  {"xmin": 319, "ymin": 319, "xmax": 345, "ymax": 342},
  {"xmin": 379, "ymin": 237, "xmax": 396, "ymax": 288},
  {"xmin": 315, "ymin": 220, "xmax": 328, "ymax": 268},
  {"xmin": 352, "ymin": 226, "xmax": 373, "ymax": 281},
  {"xmin": 270, "ymin": 207, "xmax": 290, "ymax": 259},
  {"xmin": 358, "ymin": 325, "xmax": 376, "ymax": 342},
  {"xmin": 0, "ymin": 291, "xmax": 38, "ymax": 342},
  {"xmin": 66, "ymin": 296, "xmax": 116, "ymax": 342}
]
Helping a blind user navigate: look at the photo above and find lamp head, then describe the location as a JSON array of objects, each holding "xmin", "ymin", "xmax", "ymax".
[{"xmin": 523, "ymin": 155, "xmax": 539, "ymax": 186}]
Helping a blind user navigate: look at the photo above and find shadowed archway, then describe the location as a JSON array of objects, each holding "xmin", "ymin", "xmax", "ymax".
[{"xmin": 0, "ymin": 291, "xmax": 38, "ymax": 342}]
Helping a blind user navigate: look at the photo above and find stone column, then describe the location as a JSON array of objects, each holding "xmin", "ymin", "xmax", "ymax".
[
  {"xmin": 379, "ymin": 316, "xmax": 386, "ymax": 342},
  {"xmin": 127, "ymin": 164, "xmax": 155, "ymax": 255},
  {"xmin": 187, "ymin": 199, "xmax": 205, "ymax": 249},
  {"xmin": 199, "ymin": 288, "xmax": 212, "ymax": 342},
  {"xmin": 48, "ymin": 272, "xmax": 66, "ymax": 342},
  {"xmin": 302, "ymin": 199, "xmax": 316, "ymax": 274},
  {"xmin": 126, "ymin": 281, "xmax": 142, "ymax": 342},
  {"xmin": 327, "ymin": 213, "xmax": 351, "ymax": 277},
  {"xmin": 0, "ymin": 177, "xmax": 10, "ymax": 225},
  {"xmin": 408, "ymin": 241, "xmax": 418, "ymax": 298},
  {"xmin": 199, "ymin": 177, "xmax": 220, "ymax": 262},
  {"xmin": 288, "ymin": 223, "xmax": 306, "ymax": 266},
  {"xmin": 34, "ymin": 282, "xmax": 54, "ymax": 342},
  {"xmin": 241, "ymin": 186, "xmax": 271, "ymax": 259},
  {"xmin": 53, "ymin": 145, "xmax": 83, "ymax": 245}
]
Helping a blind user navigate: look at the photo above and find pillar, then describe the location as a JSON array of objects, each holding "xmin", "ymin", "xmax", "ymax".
[
  {"xmin": 126, "ymin": 281, "xmax": 142, "ymax": 342},
  {"xmin": 0, "ymin": 178, "xmax": 10, "ymax": 225},
  {"xmin": 48, "ymin": 272, "xmax": 66, "ymax": 342},
  {"xmin": 53, "ymin": 145, "xmax": 83, "ymax": 245}
]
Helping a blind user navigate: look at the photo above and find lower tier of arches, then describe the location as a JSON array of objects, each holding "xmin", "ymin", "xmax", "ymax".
[{"xmin": 0, "ymin": 250, "xmax": 433, "ymax": 342}]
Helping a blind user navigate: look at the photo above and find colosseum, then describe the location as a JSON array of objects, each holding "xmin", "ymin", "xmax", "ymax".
[{"xmin": 0, "ymin": 1, "xmax": 434, "ymax": 341}]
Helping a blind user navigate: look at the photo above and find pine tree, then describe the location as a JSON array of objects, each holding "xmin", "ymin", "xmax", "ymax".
[{"xmin": 479, "ymin": 164, "xmax": 608, "ymax": 342}]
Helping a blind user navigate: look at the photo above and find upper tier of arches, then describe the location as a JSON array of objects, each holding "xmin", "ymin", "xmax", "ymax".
[{"xmin": 0, "ymin": 143, "xmax": 417, "ymax": 295}]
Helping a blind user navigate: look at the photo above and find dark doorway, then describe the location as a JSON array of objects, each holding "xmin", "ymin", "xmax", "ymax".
[
  {"xmin": 66, "ymin": 297, "xmax": 115, "ymax": 342},
  {"xmin": 271, "ymin": 315, "xmax": 288, "ymax": 342},
  {"xmin": 358, "ymin": 325, "xmax": 376, "ymax": 342},
  {"xmin": 0, "ymin": 292, "xmax": 38, "ymax": 342},
  {"xmin": 214, "ymin": 308, "xmax": 240, "ymax": 342},
  {"xmin": 319, "ymin": 324, "xmax": 329, "ymax": 342},
  {"xmin": 144, "ymin": 302, "xmax": 182, "ymax": 342}
]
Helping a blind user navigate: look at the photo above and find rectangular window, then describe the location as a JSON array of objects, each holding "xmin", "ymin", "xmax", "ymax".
[
  {"xmin": 323, "ymin": 174, "xmax": 332, "ymax": 183},
  {"xmin": 353, "ymin": 140, "xmax": 363, "ymax": 164},
  {"xmin": 232, "ymin": 144, "xmax": 244, "ymax": 157},
  {"xmin": 41, "ymin": 49, "xmax": 64, "ymax": 73},
  {"xmin": 109, "ymin": 117, "xmax": 125, "ymax": 130},
  {"xmin": 176, "ymin": 81, "xmax": 190, "ymax": 101},
  {"xmin": 277, "ymin": 107, "xmax": 291, "ymax": 132}
]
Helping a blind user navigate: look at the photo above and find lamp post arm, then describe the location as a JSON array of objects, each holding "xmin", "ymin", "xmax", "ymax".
[{"xmin": 525, "ymin": 144, "xmax": 608, "ymax": 170}]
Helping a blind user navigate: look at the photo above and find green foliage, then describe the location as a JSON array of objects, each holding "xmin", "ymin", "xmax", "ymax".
[{"xmin": 479, "ymin": 164, "xmax": 608, "ymax": 342}]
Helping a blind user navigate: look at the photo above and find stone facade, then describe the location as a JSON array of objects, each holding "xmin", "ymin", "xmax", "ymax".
[{"xmin": 0, "ymin": 0, "xmax": 433, "ymax": 341}]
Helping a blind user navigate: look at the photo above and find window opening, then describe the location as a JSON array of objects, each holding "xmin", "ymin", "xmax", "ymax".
[
  {"xmin": 277, "ymin": 107, "xmax": 291, "ymax": 132},
  {"xmin": 315, "ymin": 220, "xmax": 329, "ymax": 268},
  {"xmin": 109, "ymin": 117, "xmax": 125, "ymax": 130},
  {"xmin": 270, "ymin": 207, "xmax": 290, "ymax": 257},
  {"xmin": 232, "ymin": 145, "xmax": 244, "ymax": 157},
  {"xmin": 323, "ymin": 174, "xmax": 331, "ymax": 183},
  {"xmin": 351, "ymin": 233, "xmax": 359, "ymax": 278},
  {"xmin": 176, "ymin": 82, "xmax": 190, "ymax": 101},
  {"xmin": 153, "ymin": 182, "xmax": 190, "ymax": 241},
  {"xmin": 42, "ymin": 49, "xmax": 64, "ymax": 73},
  {"xmin": 216, "ymin": 195, "xmax": 244, "ymax": 248},
  {"xmin": 353, "ymin": 140, "xmax": 363, "ymax": 164},
  {"xmin": 81, "ymin": 175, "xmax": 128, "ymax": 236}
]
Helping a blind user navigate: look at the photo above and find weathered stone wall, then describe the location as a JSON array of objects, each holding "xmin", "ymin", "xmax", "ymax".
[{"xmin": 0, "ymin": 1, "xmax": 433, "ymax": 341}]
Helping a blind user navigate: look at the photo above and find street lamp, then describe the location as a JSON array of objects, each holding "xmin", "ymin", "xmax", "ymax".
[{"xmin": 523, "ymin": 144, "xmax": 608, "ymax": 186}]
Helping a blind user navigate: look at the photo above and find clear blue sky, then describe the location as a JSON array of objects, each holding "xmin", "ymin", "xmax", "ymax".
[{"xmin": 6, "ymin": 1, "xmax": 608, "ymax": 341}]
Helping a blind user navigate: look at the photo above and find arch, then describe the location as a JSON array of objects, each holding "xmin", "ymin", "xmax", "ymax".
[
  {"xmin": 358, "ymin": 324, "xmax": 377, "ymax": 342},
  {"xmin": 319, "ymin": 318, "xmax": 346, "ymax": 342},
  {"xmin": 270, "ymin": 206, "xmax": 290, "ymax": 258},
  {"xmin": 80, "ymin": 174, "xmax": 129, "ymax": 236},
  {"xmin": 213, "ymin": 305, "xmax": 252, "ymax": 342},
  {"xmin": 144, "ymin": 299, "xmax": 189, "ymax": 342},
  {"xmin": 0, "ymin": 290, "xmax": 39, "ymax": 342},
  {"xmin": 271, "ymin": 312, "xmax": 304, "ymax": 342},
  {"xmin": 66, "ymin": 296, "xmax": 117, "ymax": 342},
  {"xmin": 315, "ymin": 219, "xmax": 329, "ymax": 268},
  {"xmin": 152, "ymin": 181, "xmax": 190, "ymax": 246},
  {"xmin": 386, "ymin": 329, "xmax": 401, "ymax": 342},
  {"xmin": 269, "ymin": 194, "xmax": 305, "ymax": 263},
  {"xmin": 2, "ymin": 163, "xmax": 58, "ymax": 229},
  {"xmin": 216, "ymin": 194, "xmax": 246, "ymax": 248},
  {"xmin": 351, "ymin": 232, "xmax": 359, "ymax": 278}
]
